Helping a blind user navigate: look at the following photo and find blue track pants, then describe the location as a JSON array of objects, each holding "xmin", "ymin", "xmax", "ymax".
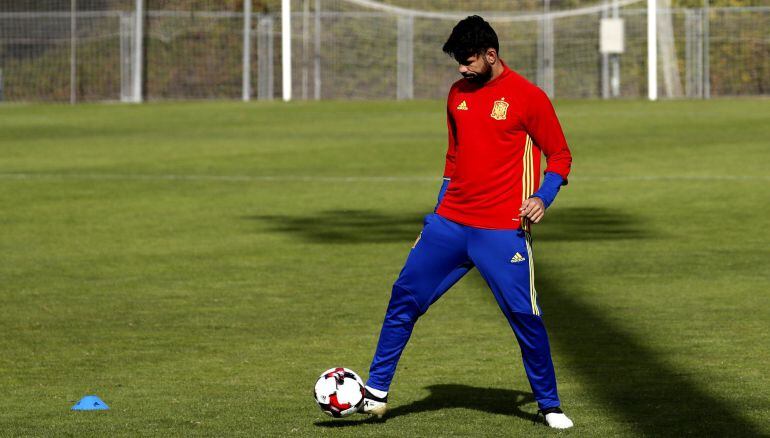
[{"xmin": 366, "ymin": 213, "xmax": 561, "ymax": 409}]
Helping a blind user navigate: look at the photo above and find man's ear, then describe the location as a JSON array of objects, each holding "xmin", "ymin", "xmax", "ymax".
[{"xmin": 485, "ymin": 48, "xmax": 498, "ymax": 65}]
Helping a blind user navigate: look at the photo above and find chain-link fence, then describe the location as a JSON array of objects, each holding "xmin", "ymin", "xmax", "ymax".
[{"xmin": 1, "ymin": 0, "xmax": 768, "ymax": 102}]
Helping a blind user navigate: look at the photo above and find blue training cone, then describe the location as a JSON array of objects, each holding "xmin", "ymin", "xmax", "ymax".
[{"xmin": 71, "ymin": 395, "xmax": 109, "ymax": 411}]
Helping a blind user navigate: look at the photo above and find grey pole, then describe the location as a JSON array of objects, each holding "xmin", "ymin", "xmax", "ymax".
[
  {"xmin": 601, "ymin": 1, "xmax": 610, "ymax": 99},
  {"xmin": 396, "ymin": 15, "xmax": 414, "ymax": 100},
  {"xmin": 611, "ymin": 0, "xmax": 621, "ymax": 97},
  {"xmin": 537, "ymin": 16, "xmax": 544, "ymax": 87},
  {"xmin": 133, "ymin": 0, "xmax": 144, "ymax": 103},
  {"xmin": 703, "ymin": 0, "xmax": 710, "ymax": 99},
  {"xmin": 257, "ymin": 16, "xmax": 275, "ymax": 100},
  {"xmin": 70, "ymin": 0, "xmax": 77, "ymax": 104},
  {"xmin": 685, "ymin": 9, "xmax": 693, "ymax": 97},
  {"xmin": 542, "ymin": 0, "xmax": 554, "ymax": 97},
  {"xmin": 120, "ymin": 13, "xmax": 130, "ymax": 101},
  {"xmin": 243, "ymin": 0, "xmax": 252, "ymax": 101},
  {"xmin": 302, "ymin": 0, "xmax": 310, "ymax": 100},
  {"xmin": 314, "ymin": 0, "xmax": 321, "ymax": 100}
]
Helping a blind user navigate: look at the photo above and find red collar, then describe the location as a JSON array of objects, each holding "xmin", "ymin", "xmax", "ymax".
[{"xmin": 485, "ymin": 59, "xmax": 511, "ymax": 87}]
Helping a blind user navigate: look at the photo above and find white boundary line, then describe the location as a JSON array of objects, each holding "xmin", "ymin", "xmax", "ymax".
[{"xmin": 0, "ymin": 173, "xmax": 768, "ymax": 183}]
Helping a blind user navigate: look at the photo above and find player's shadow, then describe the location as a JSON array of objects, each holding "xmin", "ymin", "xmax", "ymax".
[
  {"xmin": 247, "ymin": 209, "xmax": 426, "ymax": 244},
  {"xmin": 504, "ymin": 268, "xmax": 764, "ymax": 436},
  {"xmin": 314, "ymin": 385, "xmax": 535, "ymax": 428},
  {"xmin": 387, "ymin": 384, "xmax": 535, "ymax": 420},
  {"xmin": 499, "ymin": 209, "xmax": 758, "ymax": 435},
  {"xmin": 535, "ymin": 206, "xmax": 651, "ymax": 241},
  {"xmin": 248, "ymin": 206, "xmax": 649, "ymax": 244}
]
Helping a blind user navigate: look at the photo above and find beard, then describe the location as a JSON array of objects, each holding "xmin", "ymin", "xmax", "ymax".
[{"xmin": 462, "ymin": 61, "xmax": 493, "ymax": 84}]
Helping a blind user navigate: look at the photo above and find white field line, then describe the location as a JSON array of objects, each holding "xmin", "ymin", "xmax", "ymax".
[{"xmin": 0, "ymin": 173, "xmax": 768, "ymax": 183}]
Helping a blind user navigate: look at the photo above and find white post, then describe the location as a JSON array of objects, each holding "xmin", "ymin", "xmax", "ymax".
[
  {"xmin": 70, "ymin": 0, "xmax": 77, "ymax": 104},
  {"xmin": 281, "ymin": 0, "xmax": 292, "ymax": 101},
  {"xmin": 133, "ymin": 0, "xmax": 144, "ymax": 103},
  {"xmin": 647, "ymin": 0, "xmax": 657, "ymax": 100},
  {"xmin": 243, "ymin": 0, "xmax": 252, "ymax": 101}
]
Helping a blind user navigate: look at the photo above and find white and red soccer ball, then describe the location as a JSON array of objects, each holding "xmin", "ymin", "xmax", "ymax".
[{"xmin": 313, "ymin": 367, "xmax": 365, "ymax": 417}]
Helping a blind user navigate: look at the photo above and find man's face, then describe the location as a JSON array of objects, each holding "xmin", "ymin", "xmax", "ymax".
[{"xmin": 457, "ymin": 53, "xmax": 493, "ymax": 84}]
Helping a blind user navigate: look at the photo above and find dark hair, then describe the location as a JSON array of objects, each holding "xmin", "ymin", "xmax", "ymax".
[{"xmin": 442, "ymin": 15, "xmax": 499, "ymax": 62}]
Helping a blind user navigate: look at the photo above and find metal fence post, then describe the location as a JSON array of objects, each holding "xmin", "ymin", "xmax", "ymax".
[
  {"xmin": 302, "ymin": 0, "xmax": 310, "ymax": 100},
  {"xmin": 684, "ymin": 9, "xmax": 704, "ymax": 98},
  {"xmin": 257, "ymin": 15, "xmax": 275, "ymax": 100},
  {"xmin": 601, "ymin": 2, "xmax": 610, "ymax": 99},
  {"xmin": 243, "ymin": 0, "xmax": 252, "ymax": 101},
  {"xmin": 120, "ymin": 12, "xmax": 132, "ymax": 102},
  {"xmin": 538, "ymin": 1, "xmax": 555, "ymax": 98},
  {"xmin": 537, "ymin": 16, "xmax": 544, "ymax": 90},
  {"xmin": 396, "ymin": 15, "xmax": 414, "ymax": 100},
  {"xmin": 610, "ymin": 0, "xmax": 621, "ymax": 97},
  {"xmin": 133, "ymin": 0, "xmax": 144, "ymax": 103},
  {"xmin": 702, "ymin": 0, "xmax": 710, "ymax": 99},
  {"xmin": 314, "ymin": 0, "xmax": 321, "ymax": 100},
  {"xmin": 70, "ymin": 0, "xmax": 77, "ymax": 104},
  {"xmin": 685, "ymin": 9, "xmax": 693, "ymax": 97}
]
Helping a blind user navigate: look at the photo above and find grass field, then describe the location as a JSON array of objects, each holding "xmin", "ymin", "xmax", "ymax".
[{"xmin": 1, "ymin": 99, "xmax": 768, "ymax": 437}]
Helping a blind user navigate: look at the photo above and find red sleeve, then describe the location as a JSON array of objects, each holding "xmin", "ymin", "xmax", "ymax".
[
  {"xmin": 443, "ymin": 89, "xmax": 458, "ymax": 178},
  {"xmin": 523, "ymin": 87, "xmax": 572, "ymax": 182}
]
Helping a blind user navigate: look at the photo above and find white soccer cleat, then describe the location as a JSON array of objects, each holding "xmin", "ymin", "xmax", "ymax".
[
  {"xmin": 360, "ymin": 387, "xmax": 388, "ymax": 418},
  {"xmin": 543, "ymin": 408, "xmax": 574, "ymax": 429}
]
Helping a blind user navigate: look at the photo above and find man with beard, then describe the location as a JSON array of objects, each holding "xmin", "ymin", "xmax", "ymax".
[{"xmin": 361, "ymin": 16, "xmax": 574, "ymax": 429}]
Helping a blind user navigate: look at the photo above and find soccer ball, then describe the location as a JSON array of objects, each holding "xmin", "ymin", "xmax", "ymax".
[{"xmin": 313, "ymin": 367, "xmax": 365, "ymax": 417}]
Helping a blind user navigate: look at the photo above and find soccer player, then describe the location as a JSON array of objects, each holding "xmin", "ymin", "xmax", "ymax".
[{"xmin": 360, "ymin": 16, "xmax": 574, "ymax": 429}]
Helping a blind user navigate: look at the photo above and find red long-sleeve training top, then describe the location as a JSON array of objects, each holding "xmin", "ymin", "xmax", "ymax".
[{"xmin": 435, "ymin": 61, "xmax": 572, "ymax": 230}]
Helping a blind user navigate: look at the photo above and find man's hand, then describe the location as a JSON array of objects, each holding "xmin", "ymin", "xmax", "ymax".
[{"xmin": 519, "ymin": 197, "xmax": 546, "ymax": 223}]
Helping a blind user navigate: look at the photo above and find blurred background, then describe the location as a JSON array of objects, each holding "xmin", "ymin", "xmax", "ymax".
[{"xmin": 1, "ymin": 0, "xmax": 768, "ymax": 103}]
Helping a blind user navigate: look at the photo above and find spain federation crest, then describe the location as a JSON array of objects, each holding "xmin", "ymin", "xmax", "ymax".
[{"xmin": 490, "ymin": 97, "xmax": 509, "ymax": 120}]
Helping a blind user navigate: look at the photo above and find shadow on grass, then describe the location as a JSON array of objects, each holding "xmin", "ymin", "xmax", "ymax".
[
  {"xmin": 290, "ymin": 206, "xmax": 759, "ymax": 435},
  {"xmin": 531, "ymin": 264, "xmax": 763, "ymax": 437},
  {"xmin": 535, "ymin": 206, "xmax": 651, "ymax": 241},
  {"xmin": 247, "ymin": 209, "xmax": 425, "ymax": 244},
  {"xmin": 315, "ymin": 385, "xmax": 535, "ymax": 428},
  {"xmin": 249, "ymin": 206, "xmax": 649, "ymax": 244}
]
